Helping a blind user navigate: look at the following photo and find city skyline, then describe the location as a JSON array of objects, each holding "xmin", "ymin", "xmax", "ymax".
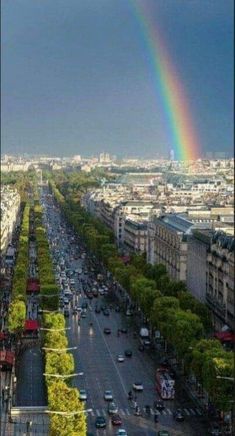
[{"xmin": 2, "ymin": 0, "xmax": 234, "ymax": 158}]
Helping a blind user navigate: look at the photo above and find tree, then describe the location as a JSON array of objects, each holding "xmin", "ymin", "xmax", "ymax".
[
  {"xmin": 45, "ymin": 352, "xmax": 75, "ymax": 382},
  {"xmin": 8, "ymin": 300, "xmax": 26, "ymax": 335},
  {"xmin": 48, "ymin": 380, "xmax": 86, "ymax": 436},
  {"xmin": 130, "ymin": 276, "xmax": 156, "ymax": 302},
  {"xmin": 170, "ymin": 310, "xmax": 204, "ymax": 358}
]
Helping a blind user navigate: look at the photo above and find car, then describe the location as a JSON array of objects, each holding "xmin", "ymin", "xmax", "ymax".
[
  {"xmin": 103, "ymin": 309, "xmax": 110, "ymax": 316},
  {"xmin": 104, "ymin": 328, "xmax": 111, "ymax": 335},
  {"xmin": 81, "ymin": 302, "xmax": 88, "ymax": 309},
  {"xmin": 108, "ymin": 402, "xmax": 118, "ymax": 415},
  {"xmin": 95, "ymin": 306, "xmax": 101, "ymax": 313},
  {"xmin": 173, "ymin": 409, "xmax": 185, "ymax": 422},
  {"xmin": 117, "ymin": 354, "xmax": 125, "ymax": 362},
  {"xmin": 120, "ymin": 328, "xmax": 127, "ymax": 334},
  {"xmin": 124, "ymin": 349, "xmax": 132, "ymax": 357},
  {"xmin": 208, "ymin": 424, "xmax": 222, "ymax": 435},
  {"xmin": 138, "ymin": 344, "xmax": 144, "ymax": 352},
  {"xmin": 154, "ymin": 400, "xmax": 165, "ymax": 411},
  {"xmin": 115, "ymin": 306, "xmax": 120, "ymax": 312},
  {"xmin": 104, "ymin": 390, "xmax": 113, "ymax": 401},
  {"xmin": 79, "ymin": 389, "xmax": 87, "ymax": 401},
  {"xmin": 95, "ymin": 416, "xmax": 106, "ymax": 428},
  {"xmin": 126, "ymin": 309, "xmax": 133, "ymax": 316},
  {"xmin": 116, "ymin": 430, "xmax": 128, "ymax": 436},
  {"xmin": 64, "ymin": 309, "xmax": 69, "ymax": 317},
  {"xmin": 132, "ymin": 382, "xmax": 143, "ymax": 391},
  {"xmin": 93, "ymin": 290, "xmax": 98, "ymax": 297},
  {"xmin": 81, "ymin": 311, "xmax": 86, "ymax": 318},
  {"xmin": 111, "ymin": 414, "xmax": 122, "ymax": 425},
  {"xmin": 157, "ymin": 431, "xmax": 170, "ymax": 436},
  {"xmin": 72, "ymin": 308, "xmax": 78, "ymax": 315}
]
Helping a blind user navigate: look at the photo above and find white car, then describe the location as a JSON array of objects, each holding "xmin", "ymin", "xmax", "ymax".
[
  {"xmin": 117, "ymin": 354, "xmax": 125, "ymax": 363},
  {"xmin": 104, "ymin": 390, "xmax": 113, "ymax": 401},
  {"xmin": 79, "ymin": 389, "xmax": 87, "ymax": 401},
  {"xmin": 132, "ymin": 382, "xmax": 143, "ymax": 391},
  {"xmin": 116, "ymin": 430, "xmax": 128, "ymax": 436}
]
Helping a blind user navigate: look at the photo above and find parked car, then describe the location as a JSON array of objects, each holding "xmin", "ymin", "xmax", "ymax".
[
  {"xmin": 104, "ymin": 328, "xmax": 111, "ymax": 335},
  {"xmin": 124, "ymin": 349, "xmax": 132, "ymax": 357},
  {"xmin": 79, "ymin": 389, "xmax": 87, "ymax": 401}
]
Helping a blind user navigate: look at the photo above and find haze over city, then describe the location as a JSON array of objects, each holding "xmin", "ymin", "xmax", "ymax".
[{"xmin": 2, "ymin": 0, "xmax": 234, "ymax": 158}]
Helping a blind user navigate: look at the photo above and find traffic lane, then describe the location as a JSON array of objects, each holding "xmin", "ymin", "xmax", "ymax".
[
  {"xmin": 91, "ymin": 303, "xmax": 209, "ymax": 436},
  {"xmin": 68, "ymin": 309, "xmax": 156, "ymax": 435}
]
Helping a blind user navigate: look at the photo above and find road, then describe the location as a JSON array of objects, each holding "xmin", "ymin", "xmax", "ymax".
[{"xmin": 41, "ymin": 188, "xmax": 209, "ymax": 436}]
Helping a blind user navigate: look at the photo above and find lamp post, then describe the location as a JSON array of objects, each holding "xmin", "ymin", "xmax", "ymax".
[{"xmin": 44, "ymin": 372, "xmax": 84, "ymax": 378}]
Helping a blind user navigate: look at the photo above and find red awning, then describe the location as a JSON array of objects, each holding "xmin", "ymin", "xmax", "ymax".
[
  {"xmin": 214, "ymin": 332, "xmax": 235, "ymax": 343},
  {"xmin": 0, "ymin": 332, "xmax": 7, "ymax": 341},
  {"xmin": 24, "ymin": 320, "xmax": 40, "ymax": 331},
  {"xmin": 0, "ymin": 350, "xmax": 15, "ymax": 366},
  {"xmin": 27, "ymin": 278, "xmax": 40, "ymax": 293}
]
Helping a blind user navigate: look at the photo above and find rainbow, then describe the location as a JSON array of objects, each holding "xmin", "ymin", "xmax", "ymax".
[{"xmin": 129, "ymin": 0, "xmax": 201, "ymax": 161}]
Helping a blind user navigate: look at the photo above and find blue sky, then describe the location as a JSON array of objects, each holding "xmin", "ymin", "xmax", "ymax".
[{"xmin": 1, "ymin": 0, "xmax": 234, "ymax": 158}]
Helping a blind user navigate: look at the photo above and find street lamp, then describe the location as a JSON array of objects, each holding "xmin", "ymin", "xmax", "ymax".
[
  {"xmin": 40, "ymin": 327, "xmax": 71, "ymax": 331},
  {"xmin": 44, "ymin": 372, "xmax": 84, "ymax": 378},
  {"xmin": 42, "ymin": 346, "xmax": 77, "ymax": 352},
  {"xmin": 216, "ymin": 376, "xmax": 235, "ymax": 381},
  {"xmin": 46, "ymin": 408, "xmax": 92, "ymax": 416}
]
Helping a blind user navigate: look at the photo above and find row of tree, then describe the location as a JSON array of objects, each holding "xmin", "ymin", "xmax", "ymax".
[
  {"xmin": 43, "ymin": 313, "xmax": 86, "ymax": 436},
  {"xmin": 33, "ymin": 202, "xmax": 86, "ymax": 435},
  {"xmin": 8, "ymin": 203, "xmax": 29, "ymax": 335},
  {"xmin": 34, "ymin": 202, "xmax": 59, "ymax": 311},
  {"xmin": 49, "ymin": 173, "xmax": 234, "ymax": 413}
]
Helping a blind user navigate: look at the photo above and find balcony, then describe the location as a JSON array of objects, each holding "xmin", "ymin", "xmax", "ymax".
[{"xmin": 206, "ymin": 293, "xmax": 226, "ymax": 318}]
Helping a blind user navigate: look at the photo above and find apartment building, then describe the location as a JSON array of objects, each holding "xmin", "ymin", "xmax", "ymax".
[
  {"xmin": 206, "ymin": 232, "xmax": 235, "ymax": 331},
  {"xmin": 1, "ymin": 186, "xmax": 21, "ymax": 254},
  {"xmin": 124, "ymin": 218, "xmax": 148, "ymax": 253},
  {"xmin": 150, "ymin": 214, "xmax": 194, "ymax": 281},
  {"xmin": 187, "ymin": 229, "xmax": 214, "ymax": 302}
]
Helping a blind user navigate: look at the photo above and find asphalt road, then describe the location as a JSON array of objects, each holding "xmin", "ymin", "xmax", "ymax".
[
  {"xmin": 16, "ymin": 346, "xmax": 46, "ymax": 407},
  {"xmin": 42, "ymin": 189, "xmax": 209, "ymax": 436}
]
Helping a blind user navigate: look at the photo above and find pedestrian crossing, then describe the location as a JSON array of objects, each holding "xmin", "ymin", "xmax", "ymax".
[{"xmin": 88, "ymin": 406, "xmax": 203, "ymax": 418}]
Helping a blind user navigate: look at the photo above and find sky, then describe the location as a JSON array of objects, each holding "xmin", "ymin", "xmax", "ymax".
[{"xmin": 1, "ymin": 0, "xmax": 234, "ymax": 158}]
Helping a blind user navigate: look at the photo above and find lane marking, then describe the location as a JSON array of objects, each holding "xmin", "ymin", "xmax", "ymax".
[
  {"xmin": 166, "ymin": 408, "xmax": 172, "ymax": 414},
  {"xmin": 125, "ymin": 408, "xmax": 130, "ymax": 415},
  {"xmin": 196, "ymin": 408, "xmax": 202, "ymax": 416},
  {"xmin": 184, "ymin": 408, "xmax": 190, "ymax": 416},
  {"xmin": 91, "ymin": 311, "xmax": 128, "ymax": 397},
  {"xmin": 189, "ymin": 408, "xmax": 196, "ymax": 415},
  {"xmin": 96, "ymin": 409, "xmax": 100, "ymax": 416}
]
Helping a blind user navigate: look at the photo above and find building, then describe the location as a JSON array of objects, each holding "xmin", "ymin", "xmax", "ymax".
[
  {"xmin": 187, "ymin": 229, "xmax": 214, "ymax": 302},
  {"xmin": 206, "ymin": 232, "xmax": 235, "ymax": 331},
  {"xmin": 1, "ymin": 186, "xmax": 21, "ymax": 254},
  {"xmin": 124, "ymin": 219, "xmax": 148, "ymax": 253}
]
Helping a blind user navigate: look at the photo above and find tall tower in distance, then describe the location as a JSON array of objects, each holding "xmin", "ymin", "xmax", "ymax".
[{"xmin": 170, "ymin": 149, "xmax": 175, "ymax": 161}]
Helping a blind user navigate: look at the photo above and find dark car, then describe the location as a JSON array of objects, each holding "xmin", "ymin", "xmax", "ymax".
[
  {"xmin": 103, "ymin": 309, "xmax": 110, "ymax": 316},
  {"xmin": 93, "ymin": 290, "xmax": 98, "ymax": 297},
  {"xmin": 157, "ymin": 431, "xmax": 170, "ymax": 436},
  {"xmin": 95, "ymin": 306, "xmax": 101, "ymax": 314},
  {"xmin": 154, "ymin": 400, "xmax": 165, "ymax": 411},
  {"xmin": 120, "ymin": 328, "xmax": 127, "ymax": 334},
  {"xmin": 111, "ymin": 414, "xmax": 122, "ymax": 426},
  {"xmin": 208, "ymin": 423, "xmax": 222, "ymax": 435},
  {"xmin": 115, "ymin": 306, "xmax": 120, "ymax": 313},
  {"xmin": 173, "ymin": 409, "xmax": 185, "ymax": 422},
  {"xmin": 81, "ymin": 302, "xmax": 88, "ymax": 309},
  {"xmin": 138, "ymin": 344, "xmax": 144, "ymax": 352},
  {"xmin": 104, "ymin": 328, "xmax": 111, "ymax": 335},
  {"xmin": 124, "ymin": 349, "xmax": 132, "ymax": 357},
  {"xmin": 95, "ymin": 416, "xmax": 106, "ymax": 429}
]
